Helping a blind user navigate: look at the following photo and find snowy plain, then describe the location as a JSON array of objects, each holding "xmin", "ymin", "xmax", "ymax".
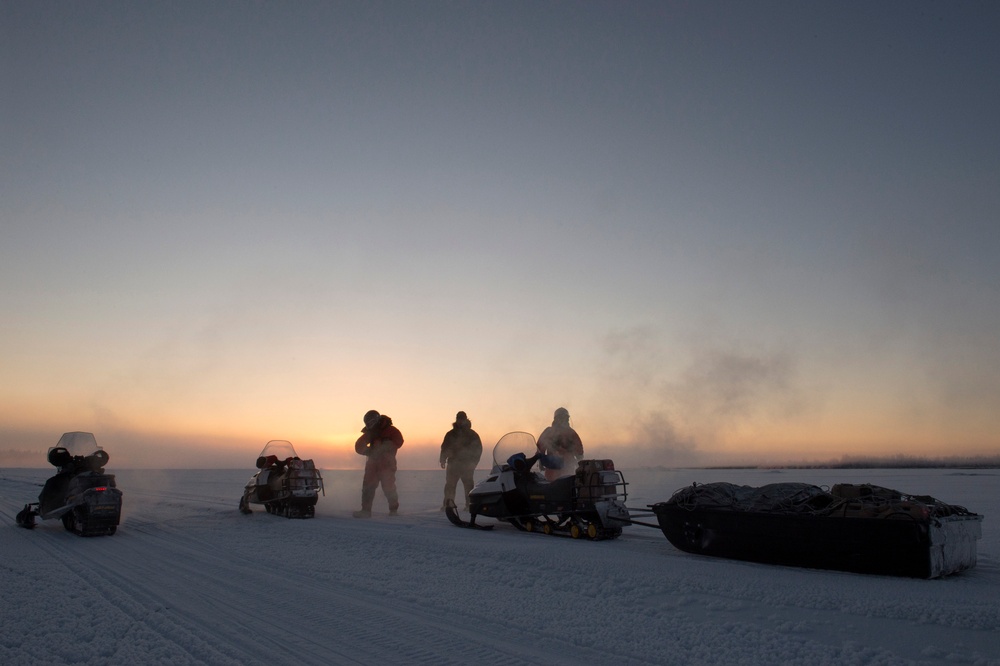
[{"xmin": 1, "ymin": 464, "xmax": 998, "ymax": 666}]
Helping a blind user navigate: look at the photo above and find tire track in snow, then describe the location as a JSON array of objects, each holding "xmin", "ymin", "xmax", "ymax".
[
  {"xmin": 5, "ymin": 477, "xmax": 652, "ymax": 666},
  {"xmin": 5, "ymin": 526, "xmax": 251, "ymax": 665},
  {"xmin": 74, "ymin": 517, "xmax": 645, "ymax": 665}
]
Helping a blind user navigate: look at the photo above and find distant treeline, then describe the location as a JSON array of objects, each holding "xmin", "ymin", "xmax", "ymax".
[{"xmin": 717, "ymin": 454, "xmax": 1000, "ymax": 470}]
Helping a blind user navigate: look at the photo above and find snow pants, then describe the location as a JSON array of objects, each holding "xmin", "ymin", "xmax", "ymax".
[
  {"xmin": 443, "ymin": 461, "xmax": 476, "ymax": 508},
  {"xmin": 361, "ymin": 453, "xmax": 398, "ymax": 512}
]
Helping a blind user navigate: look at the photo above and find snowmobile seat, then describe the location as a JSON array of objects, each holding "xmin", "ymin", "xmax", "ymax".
[
  {"xmin": 39, "ymin": 471, "xmax": 72, "ymax": 515},
  {"xmin": 549, "ymin": 474, "xmax": 576, "ymax": 497}
]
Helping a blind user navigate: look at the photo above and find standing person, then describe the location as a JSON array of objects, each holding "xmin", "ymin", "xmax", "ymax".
[
  {"xmin": 439, "ymin": 411, "xmax": 483, "ymax": 511},
  {"xmin": 353, "ymin": 409, "xmax": 403, "ymax": 518},
  {"xmin": 536, "ymin": 407, "xmax": 583, "ymax": 482}
]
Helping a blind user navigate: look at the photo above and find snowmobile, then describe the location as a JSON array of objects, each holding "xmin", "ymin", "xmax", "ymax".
[
  {"xmin": 239, "ymin": 440, "xmax": 324, "ymax": 518},
  {"xmin": 15, "ymin": 432, "xmax": 123, "ymax": 536},
  {"xmin": 445, "ymin": 431, "xmax": 630, "ymax": 539}
]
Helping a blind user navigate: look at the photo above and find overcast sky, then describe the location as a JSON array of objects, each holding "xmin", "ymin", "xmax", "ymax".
[{"xmin": 3, "ymin": 1, "xmax": 999, "ymax": 468}]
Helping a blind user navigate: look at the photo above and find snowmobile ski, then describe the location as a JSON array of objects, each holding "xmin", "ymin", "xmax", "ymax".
[{"xmin": 444, "ymin": 500, "xmax": 493, "ymax": 530}]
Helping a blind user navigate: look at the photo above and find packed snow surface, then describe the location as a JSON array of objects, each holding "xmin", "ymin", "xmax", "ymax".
[{"xmin": 2, "ymin": 466, "xmax": 998, "ymax": 665}]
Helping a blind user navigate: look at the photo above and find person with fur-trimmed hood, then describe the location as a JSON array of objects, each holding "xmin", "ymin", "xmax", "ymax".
[
  {"xmin": 536, "ymin": 407, "xmax": 583, "ymax": 482},
  {"xmin": 439, "ymin": 411, "xmax": 482, "ymax": 511},
  {"xmin": 353, "ymin": 410, "xmax": 403, "ymax": 518}
]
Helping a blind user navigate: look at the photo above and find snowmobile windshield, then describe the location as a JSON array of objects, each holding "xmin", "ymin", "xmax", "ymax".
[
  {"xmin": 492, "ymin": 431, "xmax": 537, "ymax": 468},
  {"xmin": 53, "ymin": 431, "xmax": 101, "ymax": 457},
  {"xmin": 257, "ymin": 440, "xmax": 299, "ymax": 460}
]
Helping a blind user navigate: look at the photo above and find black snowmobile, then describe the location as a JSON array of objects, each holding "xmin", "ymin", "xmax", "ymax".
[
  {"xmin": 239, "ymin": 440, "xmax": 324, "ymax": 518},
  {"xmin": 446, "ymin": 431, "xmax": 630, "ymax": 539},
  {"xmin": 15, "ymin": 431, "xmax": 123, "ymax": 536}
]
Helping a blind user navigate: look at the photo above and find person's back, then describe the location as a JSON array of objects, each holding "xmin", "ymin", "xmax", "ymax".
[
  {"xmin": 440, "ymin": 411, "xmax": 482, "ymax": 510},
  {"xmin": 443, "ymin": 421, "xmax": 482, "ymax": 464}
]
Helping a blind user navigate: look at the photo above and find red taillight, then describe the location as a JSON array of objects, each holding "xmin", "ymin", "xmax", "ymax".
[{"xmin": 94, "ymin": 487, "xmax": 107, "ymax": 492}]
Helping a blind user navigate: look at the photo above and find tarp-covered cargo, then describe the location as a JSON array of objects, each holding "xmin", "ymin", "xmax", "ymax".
[{"xmin": 651, "ymin": 482, "xmax": 983, "ymax": 578}]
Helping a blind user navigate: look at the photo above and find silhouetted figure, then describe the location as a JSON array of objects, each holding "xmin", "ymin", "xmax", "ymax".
[
  {"xmin": 536, "ymin": 407, "xmax": 583, "ymax": 481},
  {"xmin": 439, "ymin": 411, "xmax": 483, "ymax": 510},
  {"xmin": 354, "ymin": 410, "xmax": 403, "ymax": 517}
]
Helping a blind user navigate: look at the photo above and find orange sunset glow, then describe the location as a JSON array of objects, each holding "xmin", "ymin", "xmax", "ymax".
[{"xmin": 3, "ymin": 3, "xmax": 999, "ymax": 470}]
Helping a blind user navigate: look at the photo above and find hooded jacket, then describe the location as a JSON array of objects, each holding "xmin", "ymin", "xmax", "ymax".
[
  {"xmin": 355, "ymin": 415, "xmax": 404, "ymax": 458},
  {"xmin": 439, "ymin": 418, "xmax": 483, "ymax": 466}
]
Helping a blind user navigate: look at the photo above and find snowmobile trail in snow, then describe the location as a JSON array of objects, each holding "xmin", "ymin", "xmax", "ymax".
[{"xmin": 4, "ymin": 475, "xmax": 665, "ymax": 666}]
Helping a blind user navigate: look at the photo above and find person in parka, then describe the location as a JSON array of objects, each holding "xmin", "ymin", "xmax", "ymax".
[
  {"xmin": 354, "ymin": 410, "xmax": 404, "ymax": 518},
  {"xmin": 439, "ymin": 411, "xmax": 483, "ymax": 511},
  {"xmin": 536, "ymin": 407, "xmax": 583, "ymax": 482}
]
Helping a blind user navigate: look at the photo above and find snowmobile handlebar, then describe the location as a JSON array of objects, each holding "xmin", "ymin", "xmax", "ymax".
[
  {"xmin": 506, "ymin": 452, "xmax": 563, "ymax": 473},
  {"xmin": 507, "ymin": 452, "xmax": 540, "ymax": 472}
]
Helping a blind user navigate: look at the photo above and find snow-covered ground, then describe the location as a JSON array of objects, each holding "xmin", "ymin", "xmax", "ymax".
[{"xmin": 2, "ymin": 465, "xmax": 997, "ymax": 666}]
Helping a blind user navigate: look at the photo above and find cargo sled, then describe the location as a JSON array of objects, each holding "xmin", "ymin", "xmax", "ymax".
[
  {"xmin": 239, "ymin": 440, "xmax": 324, "ymax": 518},
  {"xmin": 651, "ymin": 482, "xmax": 983, "ymax": 578},
  {"xmin": 15, "ymin": 432, "xmax": 123, "ymax": 536},
  {"xmin": 446, "ymin": 431, "xmax": 630, "ymax": 539}
]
